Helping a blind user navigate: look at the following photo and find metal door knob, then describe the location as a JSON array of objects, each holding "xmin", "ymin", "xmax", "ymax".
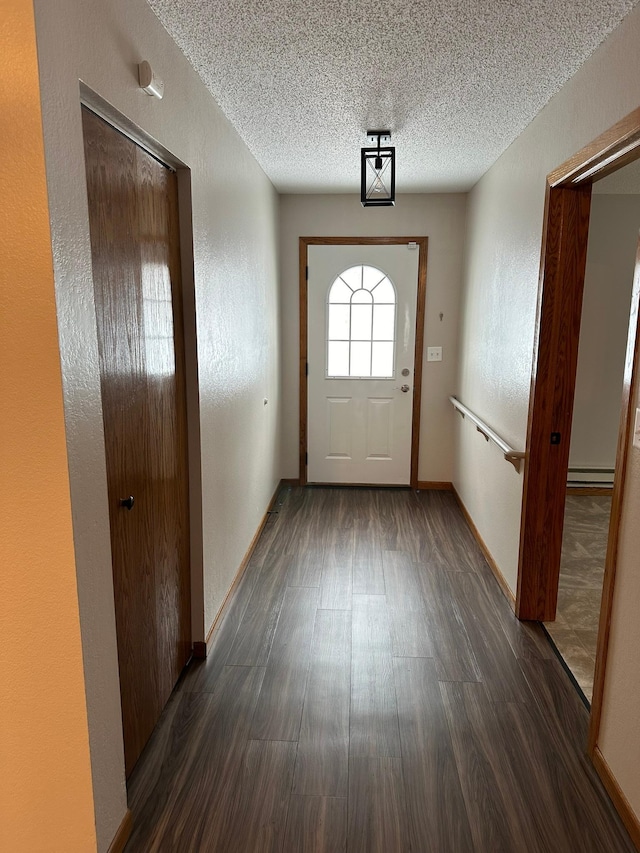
[
  {"xmin": 119, "ymin": 495, "xmax": 135, "ymax": 510},
  {"xmin": 401, "ymin": 384, "xmax": 410, "ymax": 393}
]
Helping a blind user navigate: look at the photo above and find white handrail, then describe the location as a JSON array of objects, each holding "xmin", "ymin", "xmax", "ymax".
[{"xmin": 449, "ymin": 396, "xmax": 526, "ymax": 472}]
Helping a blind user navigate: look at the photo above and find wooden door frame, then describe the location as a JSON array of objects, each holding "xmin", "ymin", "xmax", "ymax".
[
  {"xmin": 299, "ymin": 236, "xmax": 428, "ymax": 488},
  {"xmin": 514, "ymin": 106, "xmax": 640, "ymax": 756}
]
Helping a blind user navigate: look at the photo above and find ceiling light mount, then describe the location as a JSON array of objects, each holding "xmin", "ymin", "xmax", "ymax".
[
  {"xmin": 365, "ymin": 131, "xmax": 391, "ymax": 146},
  {"xmin": 361, "ymin": 130, "xmax": 395, "ymax": 207}
]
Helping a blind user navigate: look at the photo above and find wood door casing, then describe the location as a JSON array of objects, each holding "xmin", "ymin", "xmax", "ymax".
[
  {"xmin": 516, "ymin": 183, "xmax": 592, "ymax": 621},
  {"xmin": 517, "ymin": 108, "xmax": 640, "ymax": 626},
  {"xmin": 82, "ymin": 107, "xmax": 191, "ymax": 776}
]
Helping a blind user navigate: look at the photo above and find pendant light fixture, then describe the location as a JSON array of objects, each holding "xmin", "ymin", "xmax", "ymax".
[{"xmin": 361, "ymin": 130, "xmax": 395, "ymax": 207}]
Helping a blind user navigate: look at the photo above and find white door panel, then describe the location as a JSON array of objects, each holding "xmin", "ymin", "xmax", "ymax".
[
  {"xmin": 327, "ymin": 397, "xmax": 352, "ymax": 458},
  {"xmin": 307, "ymin": 244, "xmax": 419, "ymax": 485},
  {"xmin": 366, "ymin": 397, "xmax": 393, "ymax": 459}
]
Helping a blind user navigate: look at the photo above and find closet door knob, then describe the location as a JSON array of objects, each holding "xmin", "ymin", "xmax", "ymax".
[{"xmin": 119, "ymin": 495, "xmax": 135, "ymax": 510}]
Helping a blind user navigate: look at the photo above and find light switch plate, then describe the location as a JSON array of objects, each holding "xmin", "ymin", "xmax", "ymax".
[
  {"xmin": 634, "ymin": 408, "xmax": 640, "ymax": 449},
  {"xmin": 427, "ymin": 346, "xmax": 443, "ymax": 362}
]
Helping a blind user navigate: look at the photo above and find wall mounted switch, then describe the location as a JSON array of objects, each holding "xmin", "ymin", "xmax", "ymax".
[{"xmin": 427, "ymin": 346, "xmax": 443, "ymax": 362}]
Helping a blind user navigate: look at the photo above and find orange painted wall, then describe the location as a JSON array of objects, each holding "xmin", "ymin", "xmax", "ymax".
[{"xmin": 0, "ymin": 1, "xmax": 97, "ymax": 849}]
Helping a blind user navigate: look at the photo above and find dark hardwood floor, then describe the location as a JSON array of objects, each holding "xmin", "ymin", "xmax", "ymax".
[{"xmin": 125, "ymin": 487, "xmax": 635, "ymax": 852}]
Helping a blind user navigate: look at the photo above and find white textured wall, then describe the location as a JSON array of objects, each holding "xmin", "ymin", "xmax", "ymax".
[
  {"xmin": 279, "ymin": 194, "xmax": 468, "ymax": 483},
  {"xmin": 33, "ymin": 0, "xmax": 280, "ymax": 849},
  {"xmin": 456, "ymin": 0, "xmax": 640, "ymax": 825},
  {"xmin": 570, "ymin": 194, "xmax": 640, "ymax": 473}
]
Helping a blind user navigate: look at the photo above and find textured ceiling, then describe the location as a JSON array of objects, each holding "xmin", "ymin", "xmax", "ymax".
[{"xmin": 147, "ymin": 0, "xmax": 639, "ymax": 193}]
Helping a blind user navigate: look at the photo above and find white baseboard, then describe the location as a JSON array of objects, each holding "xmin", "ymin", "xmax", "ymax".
[{"xmin": 567, "ymin": 467, "xmax": 614, "ymax": 487}]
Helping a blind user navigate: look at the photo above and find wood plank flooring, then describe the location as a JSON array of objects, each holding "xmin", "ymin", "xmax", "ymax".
[{"xmin": 125, "ymin": 487, "xmax": 636, "ymax": 852}]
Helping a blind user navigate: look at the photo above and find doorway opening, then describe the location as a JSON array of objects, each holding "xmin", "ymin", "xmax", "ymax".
[
  {"xmin": 542, "ymin": 173, "xmax": 640, "ymax": 702},
  {"xmin": 515, "ymin": 106, "xmax": 640, "ymax": 752}
]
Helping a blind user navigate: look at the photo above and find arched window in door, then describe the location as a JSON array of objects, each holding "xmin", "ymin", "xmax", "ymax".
[{"xmin": 326, "ymin": 265, "xmax": 397, "ymax": 378}]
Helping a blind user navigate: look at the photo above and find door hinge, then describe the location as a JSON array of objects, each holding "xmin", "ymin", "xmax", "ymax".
[
  {"xmin": 305, "ymin": 452, "xmax": 308, "ymax": 465},
  {"xmin": 306, "ymin": 362, "xmax": 309, "ymax": 376},
  {"xmin": 305, "ymin": 265, "xmax": 308, "ymax": 280}
]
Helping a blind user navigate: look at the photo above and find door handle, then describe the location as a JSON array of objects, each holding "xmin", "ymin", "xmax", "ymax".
[
  {"xmin": 400, "ymin": 384, "xmax": 410, "ymax": 393},
  {"xmin": 119, "ymin": 495, "xmax": 135, "ymax": 510}
]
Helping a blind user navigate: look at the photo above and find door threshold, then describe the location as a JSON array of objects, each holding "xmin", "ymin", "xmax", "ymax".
[{"xmin": 305, "ymin": 481, "xmax": 411, "ymax": 489}]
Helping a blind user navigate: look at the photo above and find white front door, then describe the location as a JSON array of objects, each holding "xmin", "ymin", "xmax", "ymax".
[{"xmin": 307, "ymin": 243, "xmax": 420, "ymax": 485}]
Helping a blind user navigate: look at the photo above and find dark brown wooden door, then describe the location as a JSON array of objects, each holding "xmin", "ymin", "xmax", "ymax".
[{"xmin": 82, "ymin": 107, "xmax": 191, "ymax": 776}]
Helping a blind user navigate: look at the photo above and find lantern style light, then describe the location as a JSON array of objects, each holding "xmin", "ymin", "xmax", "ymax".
[{"xmin": 361, "ymin": 131, "xmax": 395, "ymax": 207}]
